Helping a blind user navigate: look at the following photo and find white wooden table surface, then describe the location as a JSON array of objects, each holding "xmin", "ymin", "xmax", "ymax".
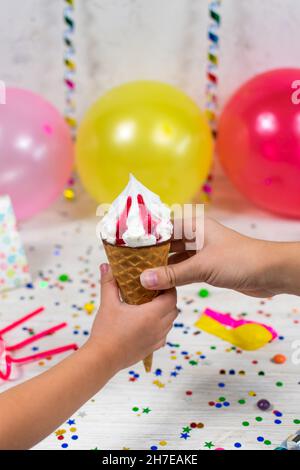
[{"xmin": 1, "ymin": 174, "xmax": 300, "ymax": 451}]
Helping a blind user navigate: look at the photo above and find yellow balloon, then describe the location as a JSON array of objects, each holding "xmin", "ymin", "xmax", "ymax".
[{"xmin": 76, "ymin": 81, "xmax": 213, "ymax": 205}]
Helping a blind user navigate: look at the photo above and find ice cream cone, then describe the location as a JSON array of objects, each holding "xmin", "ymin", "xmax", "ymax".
[{"xmin": 103, "ymin": 239, "xmax": 170, "ymax": 372}]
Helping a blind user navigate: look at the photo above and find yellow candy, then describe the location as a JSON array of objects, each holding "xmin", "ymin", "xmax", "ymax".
[
  {"xmin": 84, "ymin": 303, "xmax": 95, "ymax": 314},
  {"xmin": 63, "ymin": 188, "xmax": 75, "ymax": 201},
  {"xmin": 159, "ymin": 441, "xmax": 167, "ymax": 446}
]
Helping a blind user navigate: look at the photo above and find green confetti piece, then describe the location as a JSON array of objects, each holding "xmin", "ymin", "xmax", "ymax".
[
  {"xmin": 198, "ymin": 288, "xmax": 209, "ymax": 298},
  {"xmin": 189, "ymin": 360, "xmax": 198, "ymax": 366}
]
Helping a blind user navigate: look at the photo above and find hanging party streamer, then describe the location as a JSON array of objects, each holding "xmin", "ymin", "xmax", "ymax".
[
  {"xmin": 206, "ymin": 0, "xmax": 222, "ymax": 138},
  {"xmin": 201, "ymin": 0, "xmax": 222, "ymax": 201},
  {"xmin": 63, "ymin": 0, "xmax": 77, "ymax": 139}
]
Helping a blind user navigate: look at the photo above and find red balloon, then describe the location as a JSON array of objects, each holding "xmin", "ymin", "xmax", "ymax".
[{"xmin": 217, "ymin": 68, "xmax": 300, "ymax": 218}]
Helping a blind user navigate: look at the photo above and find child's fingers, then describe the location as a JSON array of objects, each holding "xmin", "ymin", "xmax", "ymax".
[
  {"xmin": 160, "ymin": 307, "xmax": 178, "ymax": 332},
  {"xmin": 140, "ymin": 256, "xmax": 199, "ymax": 290},
  {"xmin": 151, "ymin": 288, "xmax": 177, "ymax": 315},
  {"xmin": 100, "ymin": 263, "xmax": 121, "ymax": 306},
  {"xmin": 153, "ymin": 338, "xmax": 167, "ymax": 352}
]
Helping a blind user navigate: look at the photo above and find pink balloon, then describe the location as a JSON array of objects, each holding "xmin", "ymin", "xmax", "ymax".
[
  {"xmin": 0, "ymin": 88, "xmax": 74, "ymax": 220},
  {"xmin": 217, "ymin": 68, "xmax": 300, "ymax": 218}
]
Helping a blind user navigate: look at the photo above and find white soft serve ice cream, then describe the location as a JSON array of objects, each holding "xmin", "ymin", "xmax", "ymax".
[{"xmin": 99, "ymin": 175, "xmax": 173, "ymax": 247}]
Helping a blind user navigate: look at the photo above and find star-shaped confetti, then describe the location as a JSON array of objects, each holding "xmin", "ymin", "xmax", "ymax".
[
  {"xmin": 180, "ymin": 433, "xmax": 190, "ymax": 440},
  {"xmin": 189, "ymin": 360, "xmax": 198, "ymax": 366},
  {"xmin": 143, "ymin": 407, "xmax": 151, "ymax": 414},
  {"xmin": 153, "ymin": 380, "xmax": 165, "ymax": 388},
  {"xmin": 182, "ymin": 426, "xmax": 191, "ymax": 433},
  {"xmin": 67, "ymin": 419, "xmax": 75, "ymax": 425},
  {"xmin": 204, "ymin": 441, "xmax": 215, "ymax": 449}
]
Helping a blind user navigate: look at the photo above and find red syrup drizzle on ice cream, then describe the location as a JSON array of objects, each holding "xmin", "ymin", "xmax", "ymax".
[
  {"xmin": 115, "ymin": 194, "xmax": 159, "ymax": 246},
  {"xmin": 116, "ymin": 196, "xmax": 132, "ymax": 245}
]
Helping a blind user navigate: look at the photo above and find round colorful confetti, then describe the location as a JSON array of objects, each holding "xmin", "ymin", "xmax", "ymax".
[
  {"xmin": 63, "ymin": 188, "xmax": 75, "ymax": 201},
  {"xmin": 272, "ymin": 354, "xmax": 286, "ymax": 364},
  {"xmin": 257, "ymin": 399, "xmax": 271, "ymax": 411},
  {"xmin": 84, "ymin": 302, "xmax": 94, "ymax": 314},
  {"xmin": 198, "ymin": 288, "xmax": 209, "ymax": 298}
]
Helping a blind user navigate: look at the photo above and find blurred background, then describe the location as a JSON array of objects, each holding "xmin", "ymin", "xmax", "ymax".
[{"xmin": 1, "ymin": 0, "xmax": 300, "ymax": 220}]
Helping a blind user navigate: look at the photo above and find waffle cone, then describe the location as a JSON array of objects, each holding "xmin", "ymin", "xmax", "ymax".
[{"xmin": 103, "ymin": 240, "xmax": 170, "ymax": 372}]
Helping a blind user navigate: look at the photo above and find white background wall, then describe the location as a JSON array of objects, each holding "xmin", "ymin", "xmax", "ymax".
[{"xmin": 1, "ymin": 0, "xmax": 300, "ymax": 120}]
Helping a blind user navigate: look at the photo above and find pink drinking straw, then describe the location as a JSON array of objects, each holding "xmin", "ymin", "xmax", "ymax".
[
  {"xmin": 9, "ymin": 343, "xmax": 78, "ymax": 364},
  {"xmin": 0, "ymin": 307, "xmax": 78, "ymax": 381},
  {"xmin": 0, "ymin": 307, "xmax": 44, "ymax": 336},
  {"xmin": 0, "ymin": 357, "xmax": 12, "ymax": 381},
  {"xmin": 6, "ymin": 322, "xmax": 68, "ymax": 351}
]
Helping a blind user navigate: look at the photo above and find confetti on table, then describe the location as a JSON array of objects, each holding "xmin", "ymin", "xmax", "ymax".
[{"xmin": 1, "ymin": 179, "xmax": 299, "ymax": 451}]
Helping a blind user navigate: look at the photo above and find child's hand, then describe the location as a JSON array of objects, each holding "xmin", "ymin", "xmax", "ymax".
[
  {"xmin": 0, "ymin": 264, "xmax": 177, "ymax": 450},
  {"xmin": 140, "ymin": 218, "xmax": 284, "ymax": 298},
  {"xmin": 89, "ymin": 263, "xmax": 178, "ymax": 371}
]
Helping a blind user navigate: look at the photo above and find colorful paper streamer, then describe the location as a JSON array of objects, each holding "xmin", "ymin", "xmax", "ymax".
[
  {"xmin": 64, "ymin": 0, "xmax": 77, "ymax": 139},
  {"xmin": 201, "ymin": 0, "xmax": 222, "ymax": 202},
  {"xmin": 206, "ymin": 0, "xmax": 221, "ymax": 138}
]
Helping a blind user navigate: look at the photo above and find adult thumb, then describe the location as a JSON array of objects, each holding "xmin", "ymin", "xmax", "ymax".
[
  {"xmin": 140, "ymin": 256, "xmax": 198, "ymax": 290},
  {"xmin": 100, "ymin": 263, "xmax": 120, "ymax": 305}
]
